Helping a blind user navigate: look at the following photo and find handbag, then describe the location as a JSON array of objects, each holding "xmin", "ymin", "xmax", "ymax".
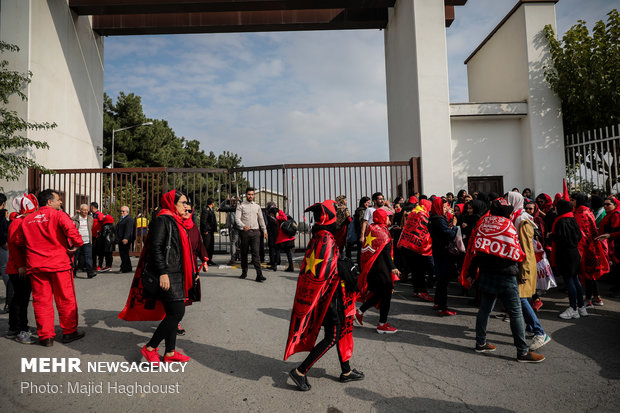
[
  {"xmin": 447, "ymin": 226, "xmax": 466, "ymax": 256},
  {"xmin": 187, "ymin": 275, "xmax": 201, "ymax": 302}
]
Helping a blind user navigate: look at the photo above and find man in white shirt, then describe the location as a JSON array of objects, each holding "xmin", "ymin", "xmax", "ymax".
[
  {"xmin": 72, "ymin": 204, "xmax": 96, "ymax": 279},
  {"xmin": 235, "ymin": 187, "xmax": 267, "ymax": 282},
  {"xmin": 359, "ymin": 192, "xmax": 385, "ymax": 243}
]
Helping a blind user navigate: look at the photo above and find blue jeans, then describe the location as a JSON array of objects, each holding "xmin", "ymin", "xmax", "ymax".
[
  {"xmin": 563, "ymin": 274, "xmax": 584, "ymax": 310},
  {"xmin": 476, "ymin": 276, "xmax": 528, "ymax": 355},
  {"xmin": 521, "ymin": 298, "xmax": 544, "ymax": 336},
  {"xmin": 76, "ymin": 243, "xmax": 95, "ymax": 276}
]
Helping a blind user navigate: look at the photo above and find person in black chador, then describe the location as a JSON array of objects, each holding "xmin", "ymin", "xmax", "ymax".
[{"xmin": 284, "ymin": 200, "xmax": 363, "ymax": 391}]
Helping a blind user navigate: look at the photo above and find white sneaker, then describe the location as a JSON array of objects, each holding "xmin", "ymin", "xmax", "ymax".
[
  {"xmin": 530, "ymin": 333, "xmax": 551, "ymax": 351},
  {"xmin": 578, "ymin": 306, "xmax": 588, "ymax": 317},
  {"xmin": 15, "ymin": 331, "xmax": 37, "ymax": 344},
  {"xmin": 559, "ymin": 307, "xmax": 580, "ymax": 319}
]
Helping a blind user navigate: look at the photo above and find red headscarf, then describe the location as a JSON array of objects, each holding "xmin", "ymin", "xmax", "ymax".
[
  {"xmin": 102, "ymin": 215, "xmax": 114, "ymax": 225},
  {"xmin": 553, "ymin": 193, "xmax": 564, "ymax": 208},
  {"xmin": 537, "ymin": 193, "xmax": 553, "ymax": 213},
  {"xmin": 430, "ymin": 197, "xmax": 445, "ymax": 216},
  {"xmin": 373, "ymin": 208, "xmax": 389, "ymax": 227},
  {"xmin": 157, "ymin": 190, "xmax": 195, "ymax": 298},
  {"xmin": 408, "ymin": 196, "xmax": 418, "ymax": 205},
  {"xmin": 419, "ymin": 199, "xmax": 432, "ymax": 212}
]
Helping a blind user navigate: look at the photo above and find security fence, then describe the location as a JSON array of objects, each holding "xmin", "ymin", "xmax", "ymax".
[
  {"xmin": 565, "ymin": 124, "xmax": 620, "ymax": 195},
  {"xmin": 29, "ymin": 159, "xmax": 420, "ymax": 254}
]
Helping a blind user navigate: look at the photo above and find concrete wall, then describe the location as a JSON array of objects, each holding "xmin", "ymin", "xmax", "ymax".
[
  {"xmin": 0, "ymin": 0, "xmax": 103, "ymax": 202},
  {"xmin": 450, "ymin": 116, "xmax": 525, "ymax": 193},
  {"xmin": 385, "ymin": 0, "xmax": 454, "ymax": 195},
  {"xmin": 466, "ymin": 7, "xmax": 529, "ymax": 102},
  {"xmin": 464, "ymin": 1, "xmax": 565, "ymax": 196}
]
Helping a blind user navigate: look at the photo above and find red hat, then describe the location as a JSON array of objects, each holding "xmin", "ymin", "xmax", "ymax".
[
  {"xmin": 305, "ymin": 200, "xmax": 337, "ymax": 226},
  {"xmin": 408, "ymin": 196, "xmax": 418, "ymax": 204},
  {"xmin": 11, "ymin": 193, "xmax": 38, "ymax": 215}
]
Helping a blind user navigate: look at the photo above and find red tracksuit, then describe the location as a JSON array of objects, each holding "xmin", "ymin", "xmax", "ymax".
[
  {"xmin": 15, "ymin": 206, "xmax": 84, "ymax": 339},
  {"xmin": 6, "ymin": 217, "xmax": 26, "ymax": 274}
]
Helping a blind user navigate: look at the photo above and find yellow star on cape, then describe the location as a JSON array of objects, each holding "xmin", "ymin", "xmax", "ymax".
[
  {"xmin": 364, "ymin": 232, "xmax": 377, "ymax": 248},
  {"xmin": 304, "ymin": 250, "xmax": 324, "ymax": 277}
]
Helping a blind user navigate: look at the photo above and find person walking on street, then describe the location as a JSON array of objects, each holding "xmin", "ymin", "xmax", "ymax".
[
  {"xmin": 72, "ymin": 204, "xmax": 97, "ymax": 279},
  {"xmin": 236, "ymin": 187, "xmax": 267, "ymax": 282},
  {"xmin": 200, "ymin": 198, "xmax": 218, "ymax": 266},
  {"xmin": 14, "ymin": 189, "xmax": 86, "ymax": 346},
  {"xmin": 135, "ymin": 213, "xmax": 149, "ymax": 254},
  {"xmin": 116, "ymin": 206, "xmax": 135, "ymax": 273},
  {"xmin": 220, "ymin": 197, "xmax": 240, "ymax": 265},
  {"xmin": 463, "ymin": 198, "xmax": 545, "ymax": 363},
  {"xmin": 6, "ymin": 194, "xmax": 38, "ymax": 344}
]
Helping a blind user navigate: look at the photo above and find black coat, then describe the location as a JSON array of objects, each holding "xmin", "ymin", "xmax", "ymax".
[
  {"xmin": 116, "ymin": 215, "xmax": 135, "ymax": 243},
  {"xmin": 550, "ymin": 217, "xmax": 582, "ymax": 276},
  {"xmin": 97, "ymin": 223, "xmax": 116, "ymax": 253},
  {"xmin": 429, "ymin": 215, "xmax": 457, "ymax": 259},
  {"xmin": 145, "ymin": 215, "xmax": 188, "ymax": 301},
  {"xmin": 200, "ymin": 207, "xmax": 217, "ymax": 233}
]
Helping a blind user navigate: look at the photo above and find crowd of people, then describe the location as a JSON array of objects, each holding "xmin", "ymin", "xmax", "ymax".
[{"xmin": 1, "ymin": 184, "xmax": 619, "ymax": 387}]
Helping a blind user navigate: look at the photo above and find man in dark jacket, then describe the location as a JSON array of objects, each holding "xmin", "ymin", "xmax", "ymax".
[
  {"xmin": 0, "ymin": 193, "xmax": 10, "ymax": 313},
  {"xmin": 200, "ymin": 198, "xmax": 217, "ymax": 266},
  {"xmin": 116, "ymin": 206, "xmax": 134, "ymax": 273}
]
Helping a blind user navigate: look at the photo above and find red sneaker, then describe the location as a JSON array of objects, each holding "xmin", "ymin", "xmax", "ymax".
[
  {"xmin": 100, "ymin": 266, "xmax": 111, "ymax": 272},
  {"xmin": 417, "ymin": 292, "xmax": 434, "ymax": 302},
  {"xmin": 532, "ymin": 299, "xmax": 543, "ymax": 312},
  {"xmin": 438, "ymin": 310, "xmax": 457, "ymax": 316},
  {"xmin": 376, "ymin": 323, "xmax": 398, "ymax": 334},
  {"xmin": 163, "ymin": 350, "xmax": 191, "ymax": 363},
  {"xmin": 353, "ymin": 310, "xmax": 364, "ymax": 327},
  {"xmin": 95, "ymin": 266, "xmax": 101, "ymax": 271},
  {"xmin": 141, "ymin": 346, "xmax": 160, "ymax": 364}
]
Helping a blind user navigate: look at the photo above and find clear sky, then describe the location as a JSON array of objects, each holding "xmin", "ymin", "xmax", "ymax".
[{"xmin": 104, "ymin": 0, "xmax": 618, "ymax": 167}]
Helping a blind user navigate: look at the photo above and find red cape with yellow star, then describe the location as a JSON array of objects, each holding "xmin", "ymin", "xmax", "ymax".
[
  {"xmin": 284, "ymin": 230, "xmax": 354, "ymax": 362},
  {"xmin": 358, "ymin": 223, "xmax": 392, "ymax": 302}
]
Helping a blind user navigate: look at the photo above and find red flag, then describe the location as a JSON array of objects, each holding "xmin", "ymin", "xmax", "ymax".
[{"xmin": 562, "ymin": 179, "xmax": 570, "ymax": 201}]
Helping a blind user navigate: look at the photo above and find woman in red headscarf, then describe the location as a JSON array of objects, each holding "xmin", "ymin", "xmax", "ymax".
[
  {"xmin": 119, "ymin": 190, "xmax": 196, "ymax": 364},
  {"xmin": 355, "ymin": 208, "xmax": 401, "ymax": 333},
  {"xmin": 596, "ymin": 197, "xmax": 620, "ymax": 296},
  {"xmin": 429, "ymin": 197, "xmax": 458, "ymax": 316}
]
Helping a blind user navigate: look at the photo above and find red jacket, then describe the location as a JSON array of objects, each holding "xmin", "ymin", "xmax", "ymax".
[
  {"xmin": 599, "ymin": 209, "xmax": 620, "ymax": 262},
  {"xmin": 15, "ymin": 206, "xmax": 84, "ymax": 273},
  {"xmin": 276, "ymin": 210, "xmax": 295, "ymax": 244},
  {"xmin": 6, "ymin": 217, "xmax": 27, "ymax": 274}
]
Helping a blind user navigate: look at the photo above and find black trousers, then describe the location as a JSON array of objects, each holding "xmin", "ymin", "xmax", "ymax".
[
  {"xmin": 8, "ymin": 273, "xmax": 32, "ymax": 332},
  {"xmin": 203, "ymin": 232, "xmax": 215, "ymax": 261},
  {"xmin": 119, "ymin": 242, "xmax": 132, "ymax": 272},
  {"xmin": 98, "ymin": 251, "xmax": 113, "ymax": 268},
  {"xmin": 275, "ymin": 245, "xmax": 293, "ymax": 267},
  {"xmin": 298, "ymin": 321, "xmax": 351, "ymax": 375},
  {"xmin": 240, "ymin": 229, "xmax": 262, "ymax": 276},
  {"xmin": 360, "ymin": 274, "xmax": 393, "ymax": 324},
  {"xmin": 434, "ymin": 255, "xmax": 455, "ymax": 311},
  {"xmin": 147, "ymin": 300, "xmax": 186, "ymax": 353},
  {"xmin": 403, "ymin": 250, "xmax": 434, "ymax": 294}
]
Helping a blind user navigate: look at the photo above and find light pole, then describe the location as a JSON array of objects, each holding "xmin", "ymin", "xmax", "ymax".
[
  {"xmin": 110, "ymin": 121, "xmax": 153, "ymax": 205},
  {"xmin": 111, "ymin": 121, "xmax": 153, "ymax": 168}
]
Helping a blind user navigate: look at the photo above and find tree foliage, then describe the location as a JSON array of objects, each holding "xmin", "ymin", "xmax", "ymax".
[
  {"xmin": 543, "ymin": 9, "xmax": 620, "ymax": 134},
  {"xmin": 0, "ymin": 41, "xmax": 55, "ymax": 186},
  {"xmin": 103, "ymin": 92, "xmax": 242, "ymax": 170},
  {"xmin": 103, "ymin": 92, "xmax": 249, "ymax": 210}
]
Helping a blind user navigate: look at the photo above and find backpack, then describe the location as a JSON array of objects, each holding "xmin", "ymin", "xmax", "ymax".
[
  {"xmin": 280, "ymin": 215, "xmax": 298, "ymax": 237},
  {"xmin": 346, "ymin": 220, "xmax": 358, "ymax": 244}
]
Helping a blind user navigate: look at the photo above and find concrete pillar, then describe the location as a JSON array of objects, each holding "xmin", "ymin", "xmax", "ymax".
[
  {"xmin": 522, "ymin": 3, "xmax": 565, "ymax": 195},
  {"xmin": 385, "ymin": 0, "xmax": 454, "ymax": 195}
]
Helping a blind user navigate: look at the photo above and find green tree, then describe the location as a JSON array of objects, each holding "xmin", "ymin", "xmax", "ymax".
[
  {"xmin": 0, "ymin": 41, "xmax": 55, "ymax": 187},
  {"xmin": 544, "ymin": 9, "xmax": 620, "ymax": 191},
  {"xmin": 543, "ymin": 10, "xmax": 620, "ymax": 133}
]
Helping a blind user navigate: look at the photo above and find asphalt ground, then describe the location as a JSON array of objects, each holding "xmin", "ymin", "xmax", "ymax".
[{"xmin": 1, "ymin": 253, "xmax": 619, "ymax": 413}]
